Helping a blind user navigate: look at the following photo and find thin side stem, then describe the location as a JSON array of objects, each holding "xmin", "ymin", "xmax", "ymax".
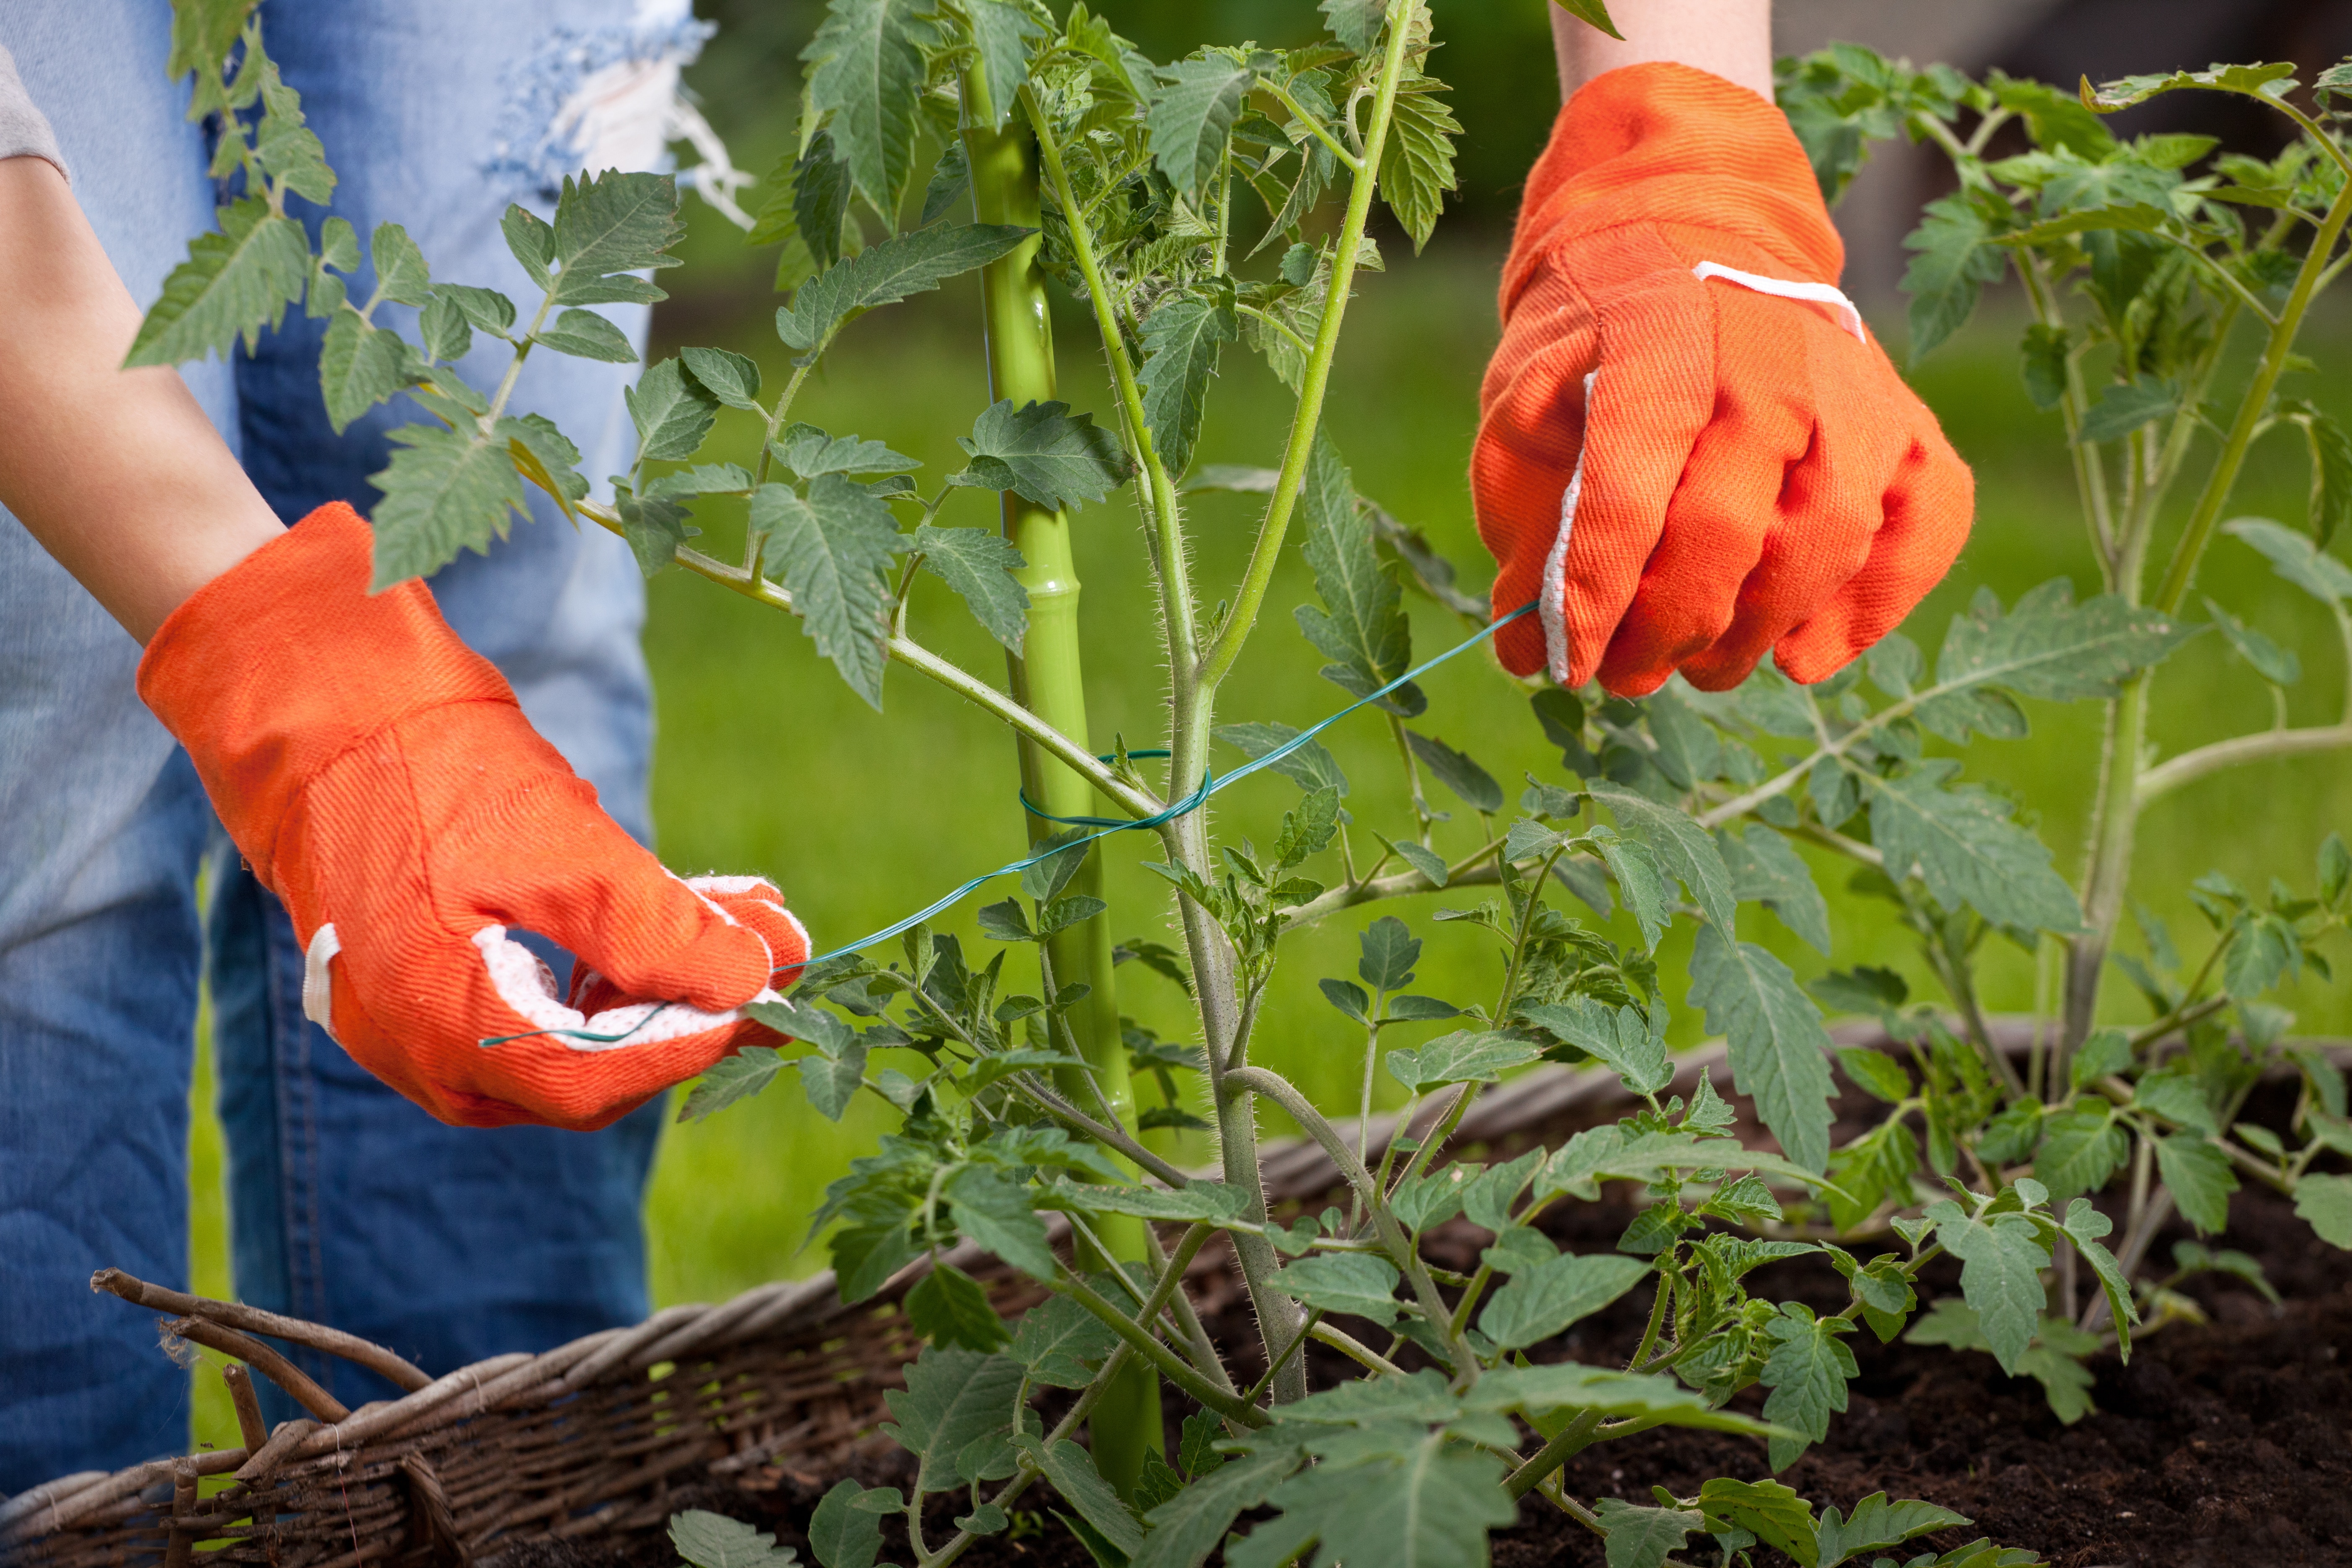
[
  {"xmin": 1055, "ymin": 1271, "xmax": 1266, "ymax": 1427},
  {"xmin": 2135, "ymin": 722, "xmax": 2352, "ymax": 802},
  {"xmin": 1225, "ymin": 1064, "xmax": 1477, "ymax": 1381}
]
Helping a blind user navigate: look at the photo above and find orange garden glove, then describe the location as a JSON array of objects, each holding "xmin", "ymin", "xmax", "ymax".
[
  {"xmin": 138, "ymin": 503, "xmax": 809, "ymax": 1132},
  {"xmin": 1473, "ymin": 62, "xmax": 1973, "ymax": 696}
]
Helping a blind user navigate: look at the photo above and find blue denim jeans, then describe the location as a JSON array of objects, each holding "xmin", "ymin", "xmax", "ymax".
[{"xmin": 0, "ymin": 0, "xmax": 711, "ymax": 1489}]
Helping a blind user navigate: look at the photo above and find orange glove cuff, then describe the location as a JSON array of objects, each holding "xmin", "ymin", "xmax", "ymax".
[{"xmin": 1500, "ymin": 62, "xmax": 1843, "ymax": 316}]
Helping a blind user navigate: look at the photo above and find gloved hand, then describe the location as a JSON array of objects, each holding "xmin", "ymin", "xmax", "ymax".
[
  {"xmin": 1473, "ymin": 62, "xmax": 1973, "ymax": 696},
  {"xmin": 138, "ymin": 503, "xmax": 808, "ymax": 1131}
]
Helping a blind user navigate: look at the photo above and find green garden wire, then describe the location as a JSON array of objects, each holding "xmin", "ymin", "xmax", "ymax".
[{"xmin": 484, "ymin": 601, "xmax": 1534, "ymax": 1049}]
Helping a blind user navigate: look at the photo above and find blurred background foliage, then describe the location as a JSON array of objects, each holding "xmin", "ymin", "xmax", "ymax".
[{"xmin": 180, "ymin": 0, "xmax": 2352, "ymax": 1452}]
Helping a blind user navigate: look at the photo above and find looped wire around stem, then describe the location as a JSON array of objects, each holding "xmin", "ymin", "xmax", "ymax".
[{"xmin": 842, "ymin": 599, "xmax": 1534, "ymax": 959}]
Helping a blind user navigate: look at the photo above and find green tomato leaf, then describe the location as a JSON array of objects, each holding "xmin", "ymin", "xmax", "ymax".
[
  {"xmin": 2154, "ymin": 1132, "xmax": 2237, "ymax": 1236},
  {"xmin": 1135, "ymin": 295, "xmax": 1237, "ymax": 479},
  {"xmin": 808, "ymin": 1479, "xmax": 899, "ymax": 1568},
  {"xmin": 2032, "ymin": 1103, "xmax": 2130, "ymax": 1204},
  {"xmin": 1521, "ymin": 997, "xmax": 1672, "ymax": 1097},
  {"xmin": 1215, "ymin": 722, "xmax": 1351, "ymax": 797},
  {"xmin": 533, "ymin": 306, "xmax": 637, "ymax": 364},
  {"xmin": 1836, "ymin": 1046, "xmax": 1911, "ymax": 1104},
  {"xmin": 2084, "ymin": 62, "xmax": 2300, "ymax": 113},
  {"xmin": 2294, "ymin": 1171, "xmax": 2352, "ymax": 1248},
  {"xmin": 1688, "ymin": 924, "xmax": 1837, "ymax": 1174},
  {"xmin": 913, "ymin": 524, "xmax": 1029, "ymax": 652},
  {"xmin": 500, "ymin": 205, "xmax": 555, "ymax": 290},
  {"xmin": 1009, "ymin": 1294, "xmax": 1118, "ymax": 1389},
  {"xmin": 1387, "ymin": 1030, "xmax": 1543, "ymax": 1093},
  {"xmin": 1295, "ymin": 436, "xmax": 1420, "ymax": 716},
  {"xmin": 879, "ymin": 1346, "xmax": 1029, "ymax": 1493},
  {"xmin": 1473, "ymin": 1361, "xmax": 1784, "ymax": 1434},
  {"xmin": 952, "ymin": 399, "xmax": 1135, "ymax": 511},
  {"xmin": 2202, "ymin": 596, "xmax": 2300, "ymax": 686},
  {"xmin": 1593, "ymin": 1500, "xmax": 1705, "ymax": 1568},
  {"xmin": 1590, "ymin": 780, "xmax": 1737, "ymax": 934},
  {"xmin": 1318, "ymin": 0, "xmax": 1385, "ymax": 54},
  {"xmin": 677, "ymin": 1047, "xmax": 789, "ymax": 1123},
  {"xmin": 906, "ymin": 1261, "xmax": 1011, "ymax": 1351},
  {"xmin": 1925, "ymin": 1202, "xmax": 2051, "ymax": 1374},
  {"xmin": 1477, "ymin": 1251, "xmax": 1651, "ymax": 1350},
  {"xmin": 944, "ymin": 1164, "xmax": 1055, "ymax": 1279},
  {"xmin": 1900, "ymin": 191, "xmax": 2005, "ymax": 363},
  {"xmin": 1549, "ymin": 0, "xmax": 1625, "ymax": 41},
  {"xmin": 1358, "ymin": 915, "xmax": 1421, "ymax": 991},
  {"xmin": 1238, "ymin": 1429, "xmax": 1514, "ymax": 1568},
  {"xmin": 2058, "ymin": 1198, "xmax": 2138, "ymax": 1357},
  {"xmin": 1720, "ymin": 823, "xmax": 1831, "ymax": 954},
  {"xmin": 317, "ymin": 312, "xmax": 425, "ymax": 434},
  {"xmin": 1148, "ymin": 56, "xmax": 1256, "ymax": 200},
  {"xmin": 1855, "ymin": 761, "xmax": 2084, "ymax": 936},
  {"xmin": 1279, "ymin": 1252, "xmax": 1403, "ymax": 1324},
  {"xmin": 418, "ymin": 292, "xmax": 472, "ymax": 363},
  {"xmin": 751, "ymin": 473, "xmax": 905, "ymax": 709},
  {"xmin": 1695, "ymin": 1478, "xmax": 1818, "ymax": 1568},
  {"xmin": 802, "ymin": 0, "xmax": 941, "ymax": 221},
  {"xmin": 1929, "ymin": 578, "xmax": 2200, "ymax": 705},
  {"xmin": 670, "ymin": 1510, "xmax": 798, "ymax": 1568},
  {"xmin": 125, "ymin": 196, "xmax": 311, "ymax": 367},
  {"xmin": 1021, "ymin": 1436, "xmax": 1144, "ymax": 1557},
  {"xmin": 798, "ymin": 1042, "xmax": 869, "ymax": 1121},
  {"xmin": 1405, "ymin": 732, "xmax": 1503, "ymax": 815},
  {"xmin": 2076, "ymin": 376, "xmax": 2177, "ymax": 444},
  {"xmin": 1813, "ymin": 1493, "xmax": 1972, "ymax": 1568},
  {"xmin": 681, "ymin": 345, "xmax": 763, "ymax": 410},
  {"xmin": 776, "ymin": 222, "xmax": 1033, "ymax": 351},
  {"xmin": 626, "ymin": 356, "xmax": 721, "ymax": 463},
  {"xmin": 645, "ymin": 462, "xmax": 754, "ymax": 501},
  {"xmin": 2225, "ymin": 516, "xmax": 2352, "ymax": 608},
  {"xmin": 1378, "ymin": 73, "xmax": 1460, "ymax": 253},
  {"xmin": 772, "ymin": 421, "xmax": 924, "ymax": 479},
  {"xmin": 366, "ymin": 423, "xmax": 527, "ymax": 588},
  {"xmin": 1133, "ymin": 1449, "xmax": 1301, "ymax": 1568},
  {"xmin": 1759, "ymin": 1308, "xmax": 1859, "ymax": 1472},
  {"xmin": 548, "ymin": 170, "xmax": 682, "ymax": 306}
]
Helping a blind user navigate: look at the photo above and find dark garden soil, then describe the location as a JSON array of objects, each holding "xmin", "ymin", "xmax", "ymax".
[{"xmin": 514, "ymin": 1078, "xmax": 2352, "ymax": 1568}]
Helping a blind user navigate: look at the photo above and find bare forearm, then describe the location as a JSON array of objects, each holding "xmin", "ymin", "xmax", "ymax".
[
  {"xmin": 1550, "ymin": 0, "xmax": 1773, "ymax": 101},
  {"xmin": 0, "ymin": 157, "xmax": 283, "ymax": 643}
]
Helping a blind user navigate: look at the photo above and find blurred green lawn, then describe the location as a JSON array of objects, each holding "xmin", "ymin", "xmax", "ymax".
[{"xmin": 183, "ymin": 235, "xmax": 2352, "ymax": 1450}]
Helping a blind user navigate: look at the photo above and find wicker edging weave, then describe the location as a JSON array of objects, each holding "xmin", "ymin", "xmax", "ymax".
[{"xmin": 6, "ymin": 1026, "xmax": 2335, "ymax": 1568}]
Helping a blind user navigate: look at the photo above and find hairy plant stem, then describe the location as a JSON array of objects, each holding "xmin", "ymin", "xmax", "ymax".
[
  {"xmin": 1226, "ymin": 1064, "xmax": 1477, "ymax": 1382},
  {"xmin": 1018, "ymin": 66, "xmax": 1320, "ymax": 1401}
]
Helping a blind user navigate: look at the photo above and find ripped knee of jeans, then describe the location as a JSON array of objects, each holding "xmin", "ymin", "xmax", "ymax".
[{"xmin": 484, "ymin": 3, "xmax": 717, "ymax": 199}]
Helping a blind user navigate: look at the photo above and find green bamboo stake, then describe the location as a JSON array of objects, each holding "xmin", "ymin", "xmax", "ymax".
[{"xmin": 962, "ymin": 70, "xmax": 1163, "ymax": 1493}]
